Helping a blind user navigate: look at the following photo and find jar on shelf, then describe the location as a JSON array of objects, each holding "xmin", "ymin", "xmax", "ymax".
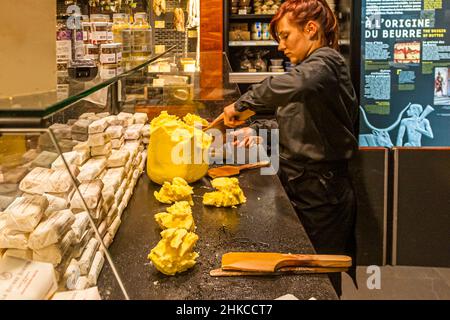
[
  {"xmin": 85, "ymin": 44, "xmax": 100, "ymax": 61},
  {"xmin": 112, "ymin": 13, "xmax": 131, "ymax": 60},
  {"xmin": 100, "ymin": 43, "xmax": 122, "ymax": 68},
  {"xmin": 90, "ymin": 14, "xmax": 110, "ymax": 22},
  {"xmin": 91, "ymin": 22, "xmax": 112, "ymax": 45},
  {"xmin": 131, "ymin": 12, "xmax": 152, "ymax": 61}
]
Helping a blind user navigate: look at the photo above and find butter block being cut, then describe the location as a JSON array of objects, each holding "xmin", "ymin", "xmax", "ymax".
[
  {"xmin": 147, "ymin": 228, "xmax": 199, "ymax": 276},
  {"xmin": 154, "ymin": 177, "xmax": 194, "ymax": 205},
  {"xmin": 203, "ymin": 177, "xmax": 246, "ymax": 207},
  {"xmin": 154, "ymin": 201, "xmax": 195, "ymax": 231}
]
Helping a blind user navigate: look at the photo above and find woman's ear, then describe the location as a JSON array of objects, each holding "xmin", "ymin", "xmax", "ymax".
[{"xmin": 305, "ymin": 21, "xmax": 320, "ymax": 40}]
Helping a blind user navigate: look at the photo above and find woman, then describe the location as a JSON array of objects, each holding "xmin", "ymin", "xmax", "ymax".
[{"xmin": 223, "ymin": 0, "xmax": 359, "ymax": 296}]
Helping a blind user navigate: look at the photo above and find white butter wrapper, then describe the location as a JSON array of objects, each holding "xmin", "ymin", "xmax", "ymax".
[
  {"xmin": 63, "ymin": 259, "xmax": 81, "ymax": 290},
  {"xmin": 3, "ymin": 248, "xmax": 33, "ymax": 260},
  {"xmin": 19, "ymin": 167, "xmax": 53, "ymax": 195},
  {"xmin": 0, "ymin": 215, "xmax": 29, "ymax": 249},
  {"xmin": 102, "ymin": 233, "xmax": 113, "ymax": 249},
  {"xmin": 31, "ymin": 151, "xmax": 59, "ymax": 169},
  {"xmin": 43, "ymin": 193, "xmax": 69, "ymax": 217},
  {"xmin": 102, "ymin": 190, "xmax": 115, "ymax": 213},
  {"xmin": 0, "ymin": 256, "xmax": 57, "ymax": 300},
  {"xmin": 88, "ymin": 118, "xmax": 109, "ymax": 134},
  {"xmin": 72, "ymin": 212, "xmax": 90, "ymax": 241},
  {"xmin": 107, "ymin": 149, "xmax": 130, "ymax": 168},
  {"xmin": 111, "ymin": 136, "xmax": 125, "ymax": 149},
  {"xmin": 45, "ymin": 168, "xmax": 78, "ymax": 194},
  {"xmin": 77, "ymin": 157, "xmax": 107, "ymax": 182},
  {"xmin": 74, "ymin": 148, "xmax": 90, "ymax": 166},
  {"xmin": 33, "ymin": 230, "xmax": 76, "ymax": 266},
  {"xmin": 1, "ymin": 166, "xmax": 28, "ymax": 184},
  {"xmin": 124, "ymin": 124, "xmax": 144, "ymax": 140},
  {"xmin": 71, "ymin": 132, "xmax": 88, "ymax": 142},
  {"xmin": 51, "ymin": 151, "xmax": 79, "ymax": 169},
  {"xmin": 5, "ymin": 195, "xmax": 48, "ymax": 232},
  {"xmin": 78, "ymin": 237, "xmax": 99, "ymax": 275},
  {"xmin": 107, "ymin": 216, "xmax": 121, "ymax": 239},
  {"xmin": 98, "ymin": 220, "xmax": 107, "ymax": 238},
  {"xmin": 105, "ymin": 125, "xmax": 124, "ymax": 140},
  {"xmin": 133, "ymin": 112, "xmax": 148, "ymax": 124},
  {"xmin": 72, "ymin": 119, "xmax": 94, "ymax": 135},
  {"xmin": 91, "ymin": 141, "xmax": 112, "ymax": 157},
  {"xmin": 106, "ymin": 203, "xmax": 118, "ymax": 227},
  {"xmin": 22, "ymin": 149, "xmax": 39, "ymax": 163},
  {"xmin": 28, "ymin": 209, "xmax": 75, "ymax": 250},
  {"xmin": 51, "ymin": 287, "xmax": 101, "ymax": 300},
  {"xmin": 87, "ymin": 132, "xmax": 111, "ymax": 147},
  {"xmin": 105, "ymin": 115, "xmax": 127, "ymax": 127},
  {"xmin": 73, "ymin": 228, "xmax": 94, "ymax": 259},
  {"xmin": 87, "ymin": 251, "xmax": 105, "ymax": 286},
  {"xmin": 74, "ymin": 276, "xmax": 89, "ymax": 290},
  {"xmin": 72, "ymin": 140, "xmax": 90, "ymax": 152},
  {"xmin": 101, "ymin": 167, "xmax": 125, "ymax": 192},
  {"xmin": 117, "ymin": 112, "xmax": 134, "ymax": 126},
  {"xmin": 123, "ymin": 141, "xmax": 140, "ymax": 159},
  {"xmin": 141, "ymin": 124, "xmax": 150, "ymax": 137},
  {"xmin": 49, "ymin": 123, "xmax": 72, "ymax": 140},
  {"xmin": 70, "ymin": 180, "xmax": 104, "ymax": 210}
]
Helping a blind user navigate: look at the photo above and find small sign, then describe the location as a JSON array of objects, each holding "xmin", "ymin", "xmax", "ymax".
[
  {"xmin": 155, "ymin": 20, "xmax": 165, "ymax": 29},
  {"xmin": 183, "ymin": 63, "xmax": 196, "ymax": 73},
  {"xmin": 148, "ymin": 64, "xmax": 159, "ymax": 73},
  {"xmin": 153, "ymin": 78, "xmax": 165, "ymax": 87},
  {"xmin": 188, "ymin": 30, "xmax": 198, "ymax": 38},
  {"xmin": 155, "ymin": 45, "xmax": 166, "ymax": 54},
  {"xmin": 238, "ymin": 9, "xmax": 247, "ymax": 15}
]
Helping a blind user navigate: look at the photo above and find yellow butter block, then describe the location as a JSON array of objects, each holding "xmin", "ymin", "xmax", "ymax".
[
  {"xmin": 148, "ymin": 228, "xmax": 199, "ymax": 276},
  {"xmin": 203, "ymin": 177, "xmax": 246, "ymax": 207},
  {"xmin": 154, "ymin": 177, "xmax": 194, "ymax": 205},
  {"xmin": 154, "ymin": 201, "xmax": 195, "ymax": 231},
  {"xmin": 183, "ymin": 113, "xmax": 209, "ymax": 127}
]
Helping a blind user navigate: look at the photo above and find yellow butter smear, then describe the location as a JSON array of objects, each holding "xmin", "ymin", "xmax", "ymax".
[
  {"xmin": 155, "ymin": 201, "xmax": 195, "ymax": 231},
  {"xmin": 147, "ymin": 111, "xmax": 212, "ymax": 185},
  {"xmin": 154, "ymin": 177, "xmax": 194, "ymax": 205},
  {"xmin": 148, "ymin": 228, "xmax": 199, "ymax": 275},
  {"xmin": 203, "ymin": 177, "xmax": 247, "ymax": 207}
]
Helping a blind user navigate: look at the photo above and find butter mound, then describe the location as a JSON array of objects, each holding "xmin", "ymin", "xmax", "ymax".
[
  {"xmin": 154, "ymin": 177, "xmax": 194, "ymax": 205},
  {"xmin": 155, "ymin": 201, "xmax": 195, "ymax": 231},
  {"xmin": 203, "ymin": 177, "xmax": 246, "ymax": 207},
  {"xmin": 147, "ymin": 111, "xmax": 212, "ymax": 185},
  {"xmin": 148, "ymin": 228, "xmax": 199, "ymax": 276},
  {"xmin": 183, "ymin": 113, "xmax": 209, "ymax": 127}
]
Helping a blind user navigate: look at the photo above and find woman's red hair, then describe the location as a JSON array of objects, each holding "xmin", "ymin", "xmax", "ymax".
[{"xmin": 270, "ymin": 0, "xmax": 340, "ymax": 50}]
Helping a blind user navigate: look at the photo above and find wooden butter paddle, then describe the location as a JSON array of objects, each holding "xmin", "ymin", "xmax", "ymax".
[
  {"xmin": 207, "ymin": 161, "xmax": 271, "ymax": 179},
  {"xmin": 221, "ymin": 252, "xmax": 352, "ymax": 273},
  {"xmin": 210, "ymin": 266, "xmax": 349, "ymax": 277}
]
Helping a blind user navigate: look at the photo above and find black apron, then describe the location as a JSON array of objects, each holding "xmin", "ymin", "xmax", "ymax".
[{"xmin": 278, "ymin": 160, "xmax": 358, "ymax": 297}]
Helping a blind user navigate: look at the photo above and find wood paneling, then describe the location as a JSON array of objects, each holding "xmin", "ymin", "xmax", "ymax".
[{"xmin": 200, "ymin": 0, "xmax": 223, "ymax": 52}]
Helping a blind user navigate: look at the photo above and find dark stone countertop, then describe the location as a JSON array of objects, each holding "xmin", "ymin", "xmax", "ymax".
[{"xmin": 97, "ymin": 170, "xmax": 338, "ymax": 300}]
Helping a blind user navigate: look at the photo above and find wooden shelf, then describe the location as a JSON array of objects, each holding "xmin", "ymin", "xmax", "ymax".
[
  {"xmin": 230, "ymin": 14, "xmax": 275, "ymax": 20},
  {"xmin": 229, "ymin": 40, "xmax": 278, "ymax": 46}
]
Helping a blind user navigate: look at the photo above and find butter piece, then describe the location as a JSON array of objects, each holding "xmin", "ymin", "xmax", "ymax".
[
  {"xmin": 31, "ymin": 151, "xmax": 59, "ymax": 169},
  {"xmin": 91, "ymin": 141, "xmax": 112, "ymax": 157},
  {"xmin": 105, "ymin": 125, "xmax": 124, "ymax": 139},
  {"xmin": 203, "ymin": 177, "xmax": 246, "ymax": 207},
  {"xmin": 43, "ymin": 193, "xmax": 69, "ymax": 217},
  {"xmin": 51, "ymin": 151, "xmax": 79, "ymax": 169},
  {"xmin": 133, "ymin": 112, "xmax": 148, "ymax": 124},
  {"xmin": 19, "ymin": 167, "xmax": 53, "ymax": 195},
  {"xmin": 124, "ymin": 124, "xmax": 144, "ymax": 140},
  {"xmin": 111, "ymin": 136, "xmax": 125, "ymax": 149},
  {"xmin": 5, "ymin": 195, "xmax": 48, "ymax": 232},
  {"xmin": 154, "ymin": 201, "xmax": 195, "ymax": 231},
  {"xmin": 87, "ymin": 251, "xmax": 105, "ymax": 286},
  {"xmin": 183, "ymin": 113, "xmax": 209, "ymax": 127},
  {"xmin": 78, "ymin": 238, "xmax": 99, "ymax": 275},
  {"xmin": 154, "ymin": 177, "xmax": 194, "ymax": 205},
  {"xmin": 77, "ymin": 157, "xmax": 107, "ymax": 182},
  {"xmin": 148, "ymin": 228, "xmax": 199, "ymax": 276},
  {"xmin": 88, "ymin": 118, "xmax": 109, "ymax": 134},
  {"xmin": 3, "ymin": 248, "xmax": 33, "ymax": 260},
  {"xmin": 87, "ymin": 132, "xmax": 110, "ymax": 147},
  {"xmin": 107, "ymin": 150, "xmax": 130, "ymax": 168},
  {"xmin": 33, "ymin": 230, "xmax": 76, "ymax": 266},
  {"xmin": 49, "ymin": 123, "xmax": 72, "ymax": 140},
  {"xmin": 71, "ymin": 212, "xmax": 90, "ymax": 241},
  {"xmin": 70, "ymin": 180, "xmax": 103, "ymax": 210}
]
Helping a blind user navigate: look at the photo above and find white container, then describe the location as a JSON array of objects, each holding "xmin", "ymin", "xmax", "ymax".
[
  {"xmin": 100, "ymin": 43, "xmax": 122, "ymax": 67},
  {"xmin": 251, "ymin": 22, "xmax": 262, "ymax": 33},
  {"xmin": 251, "ymin": 30, "xmax": 262, "ymax": 40}
]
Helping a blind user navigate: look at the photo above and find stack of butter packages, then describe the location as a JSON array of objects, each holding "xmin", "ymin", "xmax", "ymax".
[{"xmin": 0, "ymin": 111, "xmax": 150, "ymax": 299}]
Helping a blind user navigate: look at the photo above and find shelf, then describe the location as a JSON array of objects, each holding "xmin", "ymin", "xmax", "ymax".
[
  {"xmin": 339, "ymin": 39, "xmax": 351, "ymax": 46},
  {"xmin": 0, "ymin": 47, "xmax": 176, "ymax": 121},
  {"xmin": 229, "ymin": 40, "xmax": 278, "ymax": 47},
  {"xmin": 229, "ymin": 72, "xmax": 287, "ymax": 84},
  {"xmin": 230, "ymin": 14, "xmax": 274, "ymax": 20}
]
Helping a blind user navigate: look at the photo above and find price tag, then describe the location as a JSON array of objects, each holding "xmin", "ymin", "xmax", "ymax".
[
  {"xmin": 188, "ymin": 30, "xmax": 198, "ymax": 38},
  {"xmin": 155, "ymin": 20, "xmax": 165, "ymax": 29},
  {"xmin": 153, "ymin": 78, "xmax": 165, "ymax": 87},
  {"xmin": 155, "ymin": 45, "xmax": 166, "ymax": 54},
  {"xmin": 238, "ymin": 9, "xmax": 247, "ymax": 15},
  {"xmin": 183, "ymin": 63, "xmax": 196, "ymax": 72}
]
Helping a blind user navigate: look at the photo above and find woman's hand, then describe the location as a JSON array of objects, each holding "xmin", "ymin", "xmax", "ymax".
[
  {"xmin": 229, "ymin": 127, "xmax": 263, "ymax": 148},
  {"xmin": 223, "ymin": 103, "xmax": 246, "ymax": 128}
]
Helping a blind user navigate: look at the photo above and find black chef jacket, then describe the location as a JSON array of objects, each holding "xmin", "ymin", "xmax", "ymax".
[{"xmin": 234, "ymin": 47, "xmax": 359, "ymax": 296}]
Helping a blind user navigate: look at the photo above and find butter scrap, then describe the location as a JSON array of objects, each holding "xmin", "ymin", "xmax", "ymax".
[
  {"xmin": 148, "ymin": 228, "xmax": 199, "ymax": 276},
  {"xmin": 203, "ymin": 177, "xmax": 246, "ymax": 207},
  {"xmin": 154, "ymin": 201, "xmax": 195, "ymax": 231},
  {"xmin": 183, "ymin": 113, "xmax": 209, "ymax": 127},
  {"xmin": 154, "ymin": 177, "xmax": 194, "ymax": 205}
]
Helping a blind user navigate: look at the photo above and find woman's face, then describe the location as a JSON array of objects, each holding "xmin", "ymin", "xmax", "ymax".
[{"xmin": 276, "ymin": 15, "xmax": 315, "ymax": 65}]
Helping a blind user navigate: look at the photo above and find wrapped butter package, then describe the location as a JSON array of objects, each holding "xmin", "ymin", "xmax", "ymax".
[
  {"xmin": 115, "ymin": 179, "xmax": 127, "ymax": 205},
  {"xmin": 134, "ymin": 112, "xmax": 148, "ymax": 124},
  {"xmin": 72, "ymin": 119, "xmax": 94, "ymax": 135},
  {"xmin": 93, "ymin": 198, "xmax": 105, "ymax": 221},
  {"xmin": 124, "ymin": 124, "xmax": 144, "ymax": 140},
  {"xmin": 22, "ymin": 149, "xmax": 39, "ymax": 163},
  {"xmin": 101, "ymin": 167, "xmax": 125, "ymax": 193},
  {"xmin": 0, "ymin": 195, "xmax": 15, "ymax": 211},
  {"xmin": 79, "ymin": 112, "xmax": 96, "ymax": 120},
  {"xmin": 3, "ymin": 248, "xmax": 33, "ymax": 260},
  {"xmin": 1, "ymin": 166, "xmax": 28, "ymax": 184},
  {"xmin": 43, "ymin": 193, "xmax": 69, "ymax": 217},
  {"xmin": 143, "ymin": 137, "xmax": 150, "ymax": 145},
  {"xmin": 141, "ymin": 124, "xmax": 150, "ymax": 137},
  {"xmin": 49, "ymin": 123, "xmax": 72, "ymax": 140},
  {"xmin": 45, "ymin": 168, "xmax": 77, "ymax": 194},
  {"xmin": 105, "ymin": 203, "xmax": 118, "ymax": 227},
  {"xmin": 31, "ymin": 151, "xmax": 59, "ymax": 168},
  {"xmin": 73, "ymin": 229, "xmax": 94, "ymax": 259},
  {"xmin": 28, "ymin": 209, "xmax": 75, "ymax": 250},
  {"xmin": 105, "ymin": 125, "xmax": 124, "ymax": 140},
  {"xmin": 96, "ymin": 112, "xmax": 110, "ymax": 118},
  {"xmin": 107, "ymin": 149, "xmax": 130, "ymax": 168},
  {"xmin": 59, "ymin": 140, "xmax": 79, "ymax": 153},
  {"xmin": 71, "ymin": 211, "xmax": 90, "ymax": 241},
  {"xmin": 0, "ymin": 256, "xmax": 58, "ymax": 300},
  {"xmin": 117, "ymin": 112, "xmax": 134, "ymax": 126},
  {"xmin": 73, "ymin": 141, "xmax": 90, "ymax": 153},
  {"xmin": 87, "ymin": 132, "xmax": 111, "ymax": 147},
  {"xmin": 108, "ymin": 216, "xmax": 121, "ymax": 238},
  {"xmin": 70, "ymin": 180, "xmax": 104, "ymax": 210},
  {"xmin": 4, "ymin": 195, "xmax": 48, "ymax": 232},
  {"xmin": 91, "ymin": 141, "xmax": 112, "ymax": 157},
  {"xmin": 74, "ymin": 276, "xmax": 89, "ymax": 290},
  {"xmin": 123, "ymin": 141, "xmax": 140, "ymax": 159},
  {"xmin": 33, "ymin": 230, "xmax": 76, "ymax": 266},
  {"xmin": 88, "ymin": 251, "xmax": 105, "ymax": 286},
  {"xmin": 111, "ymin": 136, "xmax": 125, "ymax": 149},
  {"xmin": 98, "ymin": 220, "xmax": 107, "ymax": 238},
  {"xmin": 78, "ymin": 237, "xmax": 99, "ymax": 275},
  {"xmin": 88, "ymin": 118, "xmax": 109, "ymax": 134},
  {"xmin": 52, "ymin": 286, "xmax": 102, "ymax": 300},
  {"xmin": 74, "ymin": 148, "xmax": 90, "ymax": 166},
  {"xmin": 62, "ymin": 259, "xmax": 80, "ymax": 290},
  {"xmin": 19, "ymin": 167, "xmax": 53, "ymax": 195},
  {"xmin": 67, "ymin": 119, "xmax": 78, "ymax": 126},
  {"xmin": 105, "ymin": 115, "xmax": 127, "ymax": 127},
  {"xmin": 46, "ymin": 187, "xmax": 76, "ymax": 202},
  {"xmin": 71, "ymin": 132, "xmax": 88, "ymax": 142},
  {"xmin": 102, "ymin": 190, "xmax": 115, "ymax": 213},
  {"xmin": 102, "ymin": 233, "xmax": 113, "ymax": 249},
  {"xmin": 51, "ymin": 151, "xmax": 79, "ymax": 169},
  {"xmin": 77, "ymin": 157, "xmax": 107, "ymax": 182},
  {"xmin": 0, "ymin": 215, "xmax": 29, "ymax": 249}
]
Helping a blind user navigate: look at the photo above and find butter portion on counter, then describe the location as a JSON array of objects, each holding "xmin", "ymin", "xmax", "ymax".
[
  {"xmin": 183, "ymin": 113, "xmax": 209, "ymax": 127},
  {"xmin": 203, "ymin": 177, "xmax": 246, "ymax": 207},
  {"xmin": 154, "ymin": 201, "xmax": 195, "ymax": 231},
  {"xmin": 154, "ymin": 177, "xmax": 194, "ymax": 205},
  {"xmin": 147, "ymin": 111, "xmax": 212, "ymax": 185},
  {"xmin": 147, "ymin": 228, "xmax": 199, "ymax": 276}
]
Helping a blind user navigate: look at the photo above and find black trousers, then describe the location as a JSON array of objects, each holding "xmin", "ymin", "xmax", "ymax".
[{"xmin": 278, "ymin": 163, "xmax": 357, "ymax": 297}]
